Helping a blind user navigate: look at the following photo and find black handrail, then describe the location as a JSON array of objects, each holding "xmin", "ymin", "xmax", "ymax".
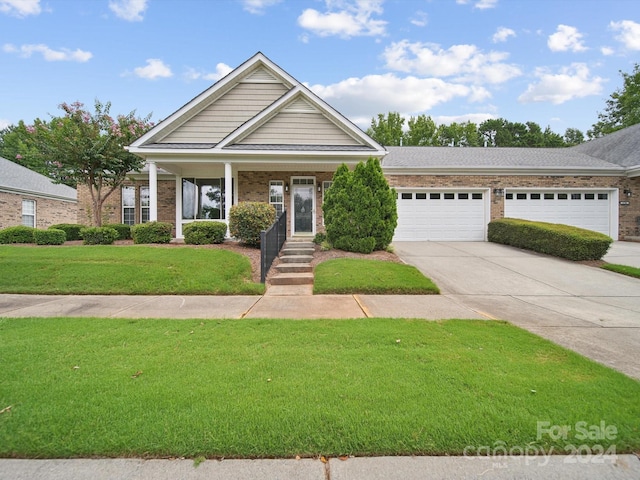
[{"xmin": 260, "ymin": 210, "xmax": 287, "ymax": 283}]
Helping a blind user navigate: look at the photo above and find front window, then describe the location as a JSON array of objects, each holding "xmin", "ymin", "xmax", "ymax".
[
  {"xmin": 140, "ymin": 187, "xmax": 150, "ymax": 223},
  {"xmin": 269, "ymin": 180, "xmax": 284, "ymax": 216},
  {"xmin": 122, "ymin": 186, "xmax": 135, "ymax": 225},
  {"xmin": 182, "ymin": 178, "xmax": 228, "ymax": 220},
  {"xmin": 22, "ymin": 199, "xmax": 35, "ymax": 227}
]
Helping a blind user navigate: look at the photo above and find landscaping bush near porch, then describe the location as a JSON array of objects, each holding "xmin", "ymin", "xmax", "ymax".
[
  {"xmin": 1, "ymin": 318, "xmax": 638, "ymax": 458},
  {"xmin": 488, "ymin": 218, "xmax": 612, "ymax": 261}
]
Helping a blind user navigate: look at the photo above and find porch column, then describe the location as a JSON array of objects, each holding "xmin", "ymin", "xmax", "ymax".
[
  {"xmin": 224, "ymin": 162, "xmax": 232, "ymax": 236},
  {"xmin": 148, "ymin": 160, "xmax": 158, "ymax": 222}
]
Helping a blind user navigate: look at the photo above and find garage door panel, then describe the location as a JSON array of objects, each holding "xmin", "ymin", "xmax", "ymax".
[
  {"xmin": 504, "ymin": 191, "xmax": 611, "ymax": 236},
  {"xmin": 394, "ymin": 190, "xmax": 487, "ymax": 241}
]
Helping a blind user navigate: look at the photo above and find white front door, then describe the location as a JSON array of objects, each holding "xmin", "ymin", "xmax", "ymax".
[{"xmin": 291, "ymin": 177, "xmax": 315, "ymax": 236}]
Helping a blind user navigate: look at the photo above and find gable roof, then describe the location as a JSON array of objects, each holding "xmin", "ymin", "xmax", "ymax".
[
  {"xmin": 0, "ymin": 157, "xmax": 77, "ymax": 201},
  {"xmin": 129, "ymin": 52, "xmax": 384, "ymax": 158},
  {"xmin": 570, "ymin": 123, "xmax": 640, "ymax": 168}
]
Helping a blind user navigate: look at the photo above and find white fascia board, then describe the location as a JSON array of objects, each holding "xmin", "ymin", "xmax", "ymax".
[
  {"xmin": 0, "ymin": 186, "xmax": 77, "ymax": 202},
  {"xmin": 626, "ymin": 165, "xmax": 640, "ymax": 177},
  {"xmin": 130, "ymin": 53, "xmax": 296, "ymax": 148}
]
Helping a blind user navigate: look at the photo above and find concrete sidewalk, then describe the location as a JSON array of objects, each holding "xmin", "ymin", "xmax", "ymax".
[{"xmin": 2, "ymin": 455, "xmax": 639, "ymax": 480}]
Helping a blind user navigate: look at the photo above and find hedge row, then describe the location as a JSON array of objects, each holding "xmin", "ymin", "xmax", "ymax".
[
  {"xmin": 183, "ymin": 221, "xmax": 227, "ymax": 245},
  {"xmin": 488, "ymin": 218, "xmax": 612, "ymax": 261}
]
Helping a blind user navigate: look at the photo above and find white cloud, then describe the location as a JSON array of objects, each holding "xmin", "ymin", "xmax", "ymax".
[
  {"xmin": 518, "ymin": 63, "xmax": 604, "ymax": 104},
  {"xmin": 0, "ymin": 118, "xmax": 11, "ymax": 130},
  {"xmin": 184, "ymin": 63, "xmax": 233, "ymax": 82},
  {"xmin": 0, "ymin": 0, "xmax": 41, "ymax": 17},
  {"xmin": 382, "ymin": 40, "xmax": 521, "ymax": 84},
  {"xmin": 601, "ymin": 46, "xmax": 614, "ymax": 56},
  {"xmin": 298, "ymin": 0, "xmax": 387, "ymax": 39},
  {"xmin": 133, "ymin": 59, "xmax": 172, "ymax": 79},
  {"xmin": 3, "ymin": 43, "xmax": 92, "ymax": 62},
  {"xmin": 308, "ymin": 73, "xmax": 490, "ymax": 125},
  {"xmin": 456, "ymin": 0, "xmax": 498, "ymax": 9},
  {"xmin": 433, "ymin": 113, "xmax": 496, "ymax": 125},
  {"xmin": 548, "ymin": 25, "xmax": 587, "ymax": 52},
  {"xmin": 109, "ymin": 0, "xmax": 148, "ymax": 21},
  {"xmin": 610, "ymin": 20, "xmax": 640, "ymax": 51},
  {"xmin": 241, "ymin": 0, "xmax": 282, "ymax": 14},
  {"xmin": 492, "ymin": 27, "xmax": 515, "ymax": 43},
  {"xmin": 410, "ymin": 11, "xmax": 427, "ymax": 27}
]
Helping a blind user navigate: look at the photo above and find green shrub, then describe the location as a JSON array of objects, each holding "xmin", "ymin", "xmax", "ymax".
[
  {"xmin": 131, "ymin": 221, "xmax": 172, "ymax": 244},
  {"xmin": 104, "ymin": 223, "xmax": 132, "ymax": 240},
  {"xmin": 323, "ymin": 158, "xmax": 397, "ymax": 253},
  {"xmin": 0, "ymin": 226, "xmax": 36, "ymax": 244},
  {"xmin": 34, "ymin": 228, "xmax": 66, "ymax": 245},
  {"xmin": 332, "ymin": 235, "xmax": 376, "ymax": 254},
  {"xmin": 313, "ymin": 232, "xmax": 327, "ymax": 245},
  {"xmin": 183, "ymin": 221, "xmax": 227, "ymax": 245},
  {"xmin": 49, "ymin": 224, "xmax": 84, "ymax": 241},
  {"xmin": 488, "ymin": 218, "xmax": 613, "ymax": 261},
  {"xmin": 229, "ymin": 202, "xmax": 275, "ymax": 247},
  {"xmin": 80, "ymin": 226, "xmax": 119, "ymax": 245}
]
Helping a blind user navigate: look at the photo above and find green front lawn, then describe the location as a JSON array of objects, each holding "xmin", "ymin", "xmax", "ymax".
[
  {"xmin": 602, "ymin": 263, "xmax": 640, "ymax": 279},
  {"xmin": 0, "ymin": 245, "xmax": 264, "ymax": 295},
  {"xmin": 314, "ymin": 258, "xmax": 439, "ymax": 294},
  {"xmin": 1, "ymin": 318, "xmax": 638, "ymax": 458}
]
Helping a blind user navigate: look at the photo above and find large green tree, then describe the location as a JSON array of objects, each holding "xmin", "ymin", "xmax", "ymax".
[
  {"xmin": 366, "ymin": 112, "xmax": 405, "ymax": 146},
  {"xmin": 404, "ymin": 114, "xmax": 437, "ymax": 146},
  {"xmin": 0, "ymin": 121, "xmax": 45, "ymax": 175},
  {"xmin": 589, "ymin": 63, "xmax": 640, "ymax": 138},
  {"xmin": 26, "ymin": 100, "xmax": 153, "ymax": 226}
]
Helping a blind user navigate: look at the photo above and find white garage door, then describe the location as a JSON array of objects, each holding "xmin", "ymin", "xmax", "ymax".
[
  {"xmin": 504, "ymin": 190, "xmax": 613, "ymax": 236},
  {"xmin": 394, "ymin": 190, "xmax": 488, "ymax": 241}
]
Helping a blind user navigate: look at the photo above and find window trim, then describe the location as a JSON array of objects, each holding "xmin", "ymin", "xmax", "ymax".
[
  {"xmin": 122, "ymin": 185, "xmax": 136, "ymax": 226},
  {"xmin": 269, "ymin": 180, "xmax": 284, "ymax": 217},
  {"xmin": 21, "ymin": 199, "xmax": 36, "ymax": 227}
]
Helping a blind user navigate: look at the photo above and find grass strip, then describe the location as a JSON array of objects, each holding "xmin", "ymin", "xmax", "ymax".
[
  {"xmin": 602, "ymin": 263, "xmax": 640, "ymax": 279},
  {"xmin": 314, "ymin": 258, "xmax": 439, "ymax": 294},
  {"xmin": 0, "ymin": 246, "xmax": 264, "ymax": 295},
  {"xmin": 1, "ymin": 317, "xmax": 638, "ymax": 459}
]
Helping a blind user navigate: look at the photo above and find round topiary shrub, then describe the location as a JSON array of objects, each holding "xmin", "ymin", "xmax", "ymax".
[
  {"xmin": 34, "ymin": 228, "xmax": 66, "ymax": 245},
  {"xmin": 183, "ymin": 221, "xmax": 227, "ymax": 245},
  {"xmin": 131, "ymin": 221, "xmax": 172, "ymax": 244},
  {"xmin": 49, "ymin": 224, "xmax": 84, "ymax": 241},
  {"xmin": 0, "ymin": 226, "xmax": 36, "ymax": 244},
  {"xmin": 229, "ymin": 202, "xmax": 276, "ymax": 247},
  {"xmin": 80, "ymin": 226, "xmax": 119, "ymax": 245}
]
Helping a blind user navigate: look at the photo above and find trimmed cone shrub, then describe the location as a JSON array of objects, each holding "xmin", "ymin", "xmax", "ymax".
[
  {"xmin": 183, "ymin": 221, "xmax": 227, "ymax": 245},
  {"xmin": 80, "ymin": 226, "xmax": 119, "ymax": 245},
  {"xmin": 49, "ymin": 224, "xmax": 84, "ymax": 241},
  {"xmin": 0, "ymin": 226, "xmax": 36, "ymax": 244},
  {"xmin": 131, "ymin": 221, "xmax": 172, "ymax": 244},
  {"xmin": 229, "ymin": 202, "xmax": 276, "ymax": 247},
  {"xmin": 323, "ymin": 158, "xmax": 397, "ymax": 253},
  {"xmin": 34, "ymin": 228, "xmax": 66, "ymax": 245}
]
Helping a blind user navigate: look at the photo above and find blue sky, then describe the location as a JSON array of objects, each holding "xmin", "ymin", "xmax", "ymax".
[{"xmin": 1, "ymin": 0, "xmax": 639, "ymax": 137}]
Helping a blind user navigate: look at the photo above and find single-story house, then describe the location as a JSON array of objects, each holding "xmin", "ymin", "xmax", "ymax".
[
  {"xmin": 0, "ymin": 156, "xmax": 77, "ymax": 229},
  {"xmin": 82, "ymin": 52, "xmax": 639, "ymax": 241}
]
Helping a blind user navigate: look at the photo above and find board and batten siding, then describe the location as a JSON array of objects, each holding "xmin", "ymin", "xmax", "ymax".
[
  {"xmin": 160, "ymin": 82, "xmax": 289, "ymax": 143},
  {"xmin": 239, "ymin": 112, "xmax": 361, "ymax": 145}
]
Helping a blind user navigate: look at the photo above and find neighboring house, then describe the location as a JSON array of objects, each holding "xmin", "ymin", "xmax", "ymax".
[
  {"xmin": 0, "ymin": 156, "xmax": 77, "ymax": 229},
  {"xmin": 81, "ymin": 52, "xmax": 639, "ymax": 241}
]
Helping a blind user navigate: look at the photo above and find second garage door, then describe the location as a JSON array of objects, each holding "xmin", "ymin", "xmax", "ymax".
[
  {"xmin": 394, "ymin": 190, "xmax": 488, "ymax": 241},
  {"xmin": 504, "ymin": 190, "xmax": 614, "ymax": 236}
]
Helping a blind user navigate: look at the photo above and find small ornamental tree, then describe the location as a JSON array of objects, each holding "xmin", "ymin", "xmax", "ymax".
[
  {"xmin": 323, "ymin": 158, "xmax": 397, "ymax": 253},
  {"xmin": 25, "ymin": 100, "xmax": 153, "ymax": 226}
]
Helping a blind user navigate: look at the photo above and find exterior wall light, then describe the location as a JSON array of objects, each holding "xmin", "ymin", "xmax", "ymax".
[
  {"xmin": 285, "ymin": 183, "xmax": 289, "ymax": 192},
  {"xmin": 624, "ymin": 189, "xmax": 632, "ymax": 197},
  {"xmin": 493, "ymin": 188, "xmax": 504, "ymax": 196}
]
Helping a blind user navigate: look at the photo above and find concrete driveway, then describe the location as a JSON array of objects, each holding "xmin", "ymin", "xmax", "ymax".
[{"xmin": 393, "ymin": 241, "xmax": 640, "ymax": 380}]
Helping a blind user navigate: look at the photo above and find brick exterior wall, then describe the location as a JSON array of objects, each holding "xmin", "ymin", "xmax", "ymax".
[
  {"xmin": 0, "ymin": 191, "xmax": 77, "ymax": 229},
  {"xmin": 77, "ymin": 180, "xmax": 176, "ymax": 229},
  {"xmin": 74, "ymin": 172, "xmax": 640, "ymax": 240}
]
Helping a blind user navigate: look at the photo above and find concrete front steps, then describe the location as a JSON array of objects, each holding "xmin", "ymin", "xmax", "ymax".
[{"xmin": 266, "ymin": 239, "xmax": 315, "ymax": 295}]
